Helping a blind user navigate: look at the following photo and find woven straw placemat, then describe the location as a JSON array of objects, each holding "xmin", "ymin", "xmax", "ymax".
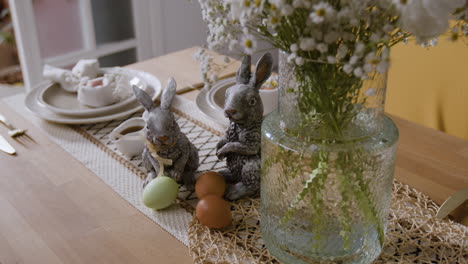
[
  {"xmin": 188, "ymin": 182, "xmax": 467, "ymax": 264},
  {"xmin": 5, "ymin": 94, "xmax": 467, "ymax": 264}
]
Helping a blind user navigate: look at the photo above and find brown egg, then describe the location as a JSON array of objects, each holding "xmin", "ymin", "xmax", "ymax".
[
  {"xmin": 196, "ymin": 195, "xmax": 232, "ymax": 229},
  {"xmin": 195, "ymin": 171, "xmax": 226, "ymax": 198}
]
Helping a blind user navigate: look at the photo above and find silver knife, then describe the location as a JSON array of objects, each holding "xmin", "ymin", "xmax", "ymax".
[{"xmin": 0, "ymin": 134, "xmax": 15, "ymax": 155}]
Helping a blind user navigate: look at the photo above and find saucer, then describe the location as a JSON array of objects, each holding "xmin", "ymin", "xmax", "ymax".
[
  {"xmin": 38, "ymin": 67, "xmax": 153, "ymax": 117},
  {"xmin": 25, "ymin": 69, "xmax": 161, "ymax": 124}
]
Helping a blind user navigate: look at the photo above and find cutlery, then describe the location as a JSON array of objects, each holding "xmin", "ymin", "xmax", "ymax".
[
  {"xmin": 0, "ymin": 113, "xmax": 35, "ymax": 143},
  {"xmin": 0, "ymin": 134, "xmax": 15, "ymax": 155}
]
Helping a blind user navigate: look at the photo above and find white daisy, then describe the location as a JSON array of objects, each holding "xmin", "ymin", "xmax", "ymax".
[
  {"xmin": 242, "ymin": 34, "xmax": 257, "ymax": 54},
  {"xmin": 310, "ymin": 2, "xmax": 334, "ymax": 24}
]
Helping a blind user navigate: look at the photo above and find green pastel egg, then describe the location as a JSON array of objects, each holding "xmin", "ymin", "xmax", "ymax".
[{"xmin": 142, "ymin": 176, "xmax": 179, "ymax": 210}]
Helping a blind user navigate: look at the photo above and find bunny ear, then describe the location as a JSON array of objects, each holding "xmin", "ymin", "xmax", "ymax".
[
  {"xmin": 160, "ymin": 77, "xmax": 177, "ymax": 111},
  {"xmin": 236, "ymin": 55, "xmax": 251, "ymax": 85},
  {"xmin": 133, "ymin": 85, "xmax": 155, "ymax": 111},
  {"xmin": 250, "ymin": 53, "xmax": 273, "ymax": 90}
]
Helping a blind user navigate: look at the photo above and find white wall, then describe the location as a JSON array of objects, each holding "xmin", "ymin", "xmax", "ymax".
[
  {"xmin": 152, "ymin": 1, "xmax": 207, "ymax": 56},
  {"xmin": 152, "ymin": 1, "xmax": 278, "ymax": 66}
]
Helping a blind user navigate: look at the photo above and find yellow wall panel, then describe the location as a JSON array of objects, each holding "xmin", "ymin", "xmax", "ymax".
[{"xmin": 386, "ymin": 39, "xmax": 468, "ymax": 140}]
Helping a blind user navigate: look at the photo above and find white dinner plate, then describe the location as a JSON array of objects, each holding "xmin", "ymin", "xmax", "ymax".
[
  {"xmin": 38, "ymin": 67, "xmax": 152, "ymax": 117},
  {"xmin": 195, "ymin": 76, "xmax": 278, "ymax": 127},
  {"xmin": 25, "ymin": 70, "xmax": 161, "ymax": 124},
  {"xmin": 196, "ymin": 82, "xmax": 230, "ymax": 127}
]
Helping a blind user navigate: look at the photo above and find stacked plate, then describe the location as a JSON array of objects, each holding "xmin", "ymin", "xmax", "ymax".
[
  {"xmin": 196, "ymin": 76, "xmax": 279, "ymax": 127},
  {"xmin": 25, "ymin": 68, "xmax": 162, "ymax": 124}
]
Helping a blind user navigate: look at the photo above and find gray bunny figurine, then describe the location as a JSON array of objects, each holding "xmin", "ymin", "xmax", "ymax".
[
  {"xmin": 216, "ymin": 53, "xmax": 273, "ymax": 200},
  {"xmin": 133, "ymin": 77, "xmax": 199, "ymax": 189}
]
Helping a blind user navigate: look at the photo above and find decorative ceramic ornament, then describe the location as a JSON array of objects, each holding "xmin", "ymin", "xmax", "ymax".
[
  {"xmin": 133, "ymin": 77, "xmax": 199, "ymax": 189},
  {"xmin": 216, "ymin": 53, "xmax": 273, "ymax": 200}
]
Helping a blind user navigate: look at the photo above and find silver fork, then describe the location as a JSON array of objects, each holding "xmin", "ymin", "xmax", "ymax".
[{"xmin": 0, "ymin": 113, "xmax": 35, "ymax": 143}]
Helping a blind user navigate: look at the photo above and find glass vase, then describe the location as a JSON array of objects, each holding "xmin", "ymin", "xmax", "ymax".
[{"xmin": 260, "ymin": 51, "xmax": 399, "ymax": 264}]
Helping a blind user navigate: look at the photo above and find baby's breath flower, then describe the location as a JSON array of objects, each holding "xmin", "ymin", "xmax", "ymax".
[
  {"xmin": 287, "ymin": 53, "xmax": 297, "ymax": 63},
  {"xmin": 363, "ymin": 63, "xmax": 373, "ymax": 73},
  {"xmin": 355, "ymin": 42, "xmax": 366, "ymax": 55},
  {"xmin": 353, "ymin": 67, "xmax": 364, "ymax": 78},
  {"xmin": 290, "ymin": 43, "xmax": 299, "ymax": 53},
  {"xmin": 300, "ymin": 38, "xmax": 316, "ymax": 51},
  {"xmin": 295, "ymin": 57, "xmax": 305, "ymax": 65},
  {"xmin": 349, "ymin": 55, "xmax": 359, "ymax": 65},
  {"xmin": 327, "ymin": 56, "xmax": 337, "ymax": 64},
  {"xmin": 292, "ymin": 0, "xmax": 304, "ymax": 8},
  {"xmin": 383, "ymin": 24, "xmax": 394, "ymax": 33},
  {"xmin": 365, "ymin": 88, "xmax": 377, "ymax": 97},
  {"xmin": 337, "ymin": 45, "xmax": 349, "ymax": 59},
  {"xmin": 343, "ymin": 64, "xmax": 353, "ymax": 74},
  {"xmin": 281, "ymin": 5, "xmax": 294, "ymax": 16},
  {"xmin": 376, "ymin": 60, "xmax": 390, "ymax": 73},
  {"xmin": 324, "ymin": 31, "xmax": 339, "ymax": 44},
  {"xmin": 370, "ymin": 33, "xmax": 381, "ymax": 42},
  {"xmin": 316, "ymin": 43, "xmax": 328, "ymax": 53}
]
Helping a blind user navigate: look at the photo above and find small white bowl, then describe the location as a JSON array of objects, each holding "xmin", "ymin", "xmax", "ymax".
[
  {"xmin": 109, "ymin": 117, "xmax": 146, "ymax": 157},
  {"xmin": 78, "ymin": 76, "xmax": 117, "ymax": 108}
]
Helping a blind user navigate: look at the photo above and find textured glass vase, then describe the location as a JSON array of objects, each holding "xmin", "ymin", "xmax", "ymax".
[{"xmin": 260, "ymin": 52, "xmax": 399, "ymax": 264}]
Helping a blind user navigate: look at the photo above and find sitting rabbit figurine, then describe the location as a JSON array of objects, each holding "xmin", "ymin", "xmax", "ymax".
[
  {"xmin": 216, "ymin": 53, "xmax": 273, "ymax": 200},
  {"xmin": 133, "ymin": 78, "xmax": 199, "ymax": 189}
]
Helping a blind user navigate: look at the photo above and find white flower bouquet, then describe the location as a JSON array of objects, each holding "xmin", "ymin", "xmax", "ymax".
[{"xmin": 199, "ymin": 0, "xmax": 466, "ymax": 79}]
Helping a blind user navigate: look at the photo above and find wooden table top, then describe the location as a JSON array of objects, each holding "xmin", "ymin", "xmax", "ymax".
[{"xmin": 1, "ymin": 47, "xmax": 467, "ymax": 264}]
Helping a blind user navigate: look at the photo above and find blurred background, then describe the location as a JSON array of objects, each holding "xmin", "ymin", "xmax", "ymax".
[{"xmin": 0, "ymin": 0, "xmax": 467, "ymax": 140}]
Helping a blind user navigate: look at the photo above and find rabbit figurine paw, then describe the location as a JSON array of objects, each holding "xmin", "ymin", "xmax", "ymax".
[
  {"xmin": 216, "ymin": 53, "xmax": 273, "ymax": 200},
  {"xmin": 134, "ymin": 78, "xmax": 199, "ymax": 190}
]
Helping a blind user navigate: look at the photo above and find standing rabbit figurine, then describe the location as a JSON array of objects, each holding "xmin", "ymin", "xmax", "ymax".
[
  {"xmin": 133, "ymin": 78, "xmax": 199, "ymax": 189},
  {"xmin": 217, "ymin": 53, "xmax": 273, "ymax": 200}
]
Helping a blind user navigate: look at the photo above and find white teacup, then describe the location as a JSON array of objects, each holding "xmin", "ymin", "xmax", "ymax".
[{"xmin": 109, "ymin": 117, "xmax": 146, "ymax": 157}]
